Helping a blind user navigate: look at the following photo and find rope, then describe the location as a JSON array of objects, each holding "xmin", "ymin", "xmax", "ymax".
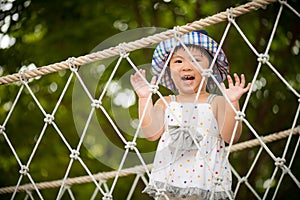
[
  {"xmin": 1, "ymin": 0, "xmax": 299, "ymax": 199},
  {"xmin": 229, "ymin": 126, "xmax": 300, "ymax": 152},
  {"xmin": 0, "ymin": 164, "xmax": 152, "ymax": 194},
  {"xmin": 0, "ymin": 0, "xmax": 276, "ymax": 85},
  {"xmin": 0, "ymin": 126, "xmax": 298, "ymax": 194}
]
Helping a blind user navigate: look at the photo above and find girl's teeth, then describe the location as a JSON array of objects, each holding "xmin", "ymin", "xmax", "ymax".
[{"xmin": 181, "ymin": 76, "xmax": 195, "ymax": 80}]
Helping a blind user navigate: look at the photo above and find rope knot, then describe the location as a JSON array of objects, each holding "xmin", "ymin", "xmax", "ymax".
[
  {"xmin": 44, "ymin": 114, "xmax": 54, "ymax": 124},
  {"xmin": 18, "ymin": 69, "xmax": 28, "ymax": 84},
  {"xmin": 67, "ymin": 57, "xmax": 79, "ymax": 72},
  {"xmin": 99, "ymin": 179, "xmax": 107, "ymax": 184},
  {"xmin": 64, "ymin": 182, "xmax": 71, "ymax": 189},
  {"xmin": 149, "ymin": 84, "xmax": 159, "ymax": 94},
  {"xmin": 202, "ymin": 69, "xmax": 213, "ymax": 78},
  {"xmin": 70, "ymin": 149, "xmax": 80, "ymax": 160},
  {"xmin": 117, "ymin": 43, "xmax": 129, "ymax": 58},
  {"xmin": 275, "ymin": 157, "xmax": 286, "ymax": 168},
  {"xmin": 125, "ymin": 141, "xmax": 136, "ymax": 150},
  {"xmin": 240, "ymin": 176, "xmax": 248, "ymax": 183},
  {"xmin": 91, "ymin": 99, "xmax": 102, "ymax": 108},
  {"xmin": 278, "ymin": 0, "xmax": 287, "ymax": 5},
  {"xmin": 257, "ymin": 53, "xmax": 269, "ymax": 64},
  {"xmin": 173, "ymin": 26, "xmax": 182, "ymax": 39},
  {"xmin": 235, "ymin": 111, "xmax": 245, "ymax": 121},
  {"xmin": 155, "ymin": 188, "xmax": 166, "ymax": 198},
  {"xmin": 0, "ymin": 125, "xmax": 5, "ymax": 134},
  {"xmin": 214, "ymin": 176, "xmax": 223, "ymax": 186},
  {"xmin": 102, "ymin": 193, "xmax": 113, "ymax": 200},
  {"xmin": 274, "ymin": 157, "xmax": 286, "ymax": 172},
  {"xmin": 19, "ymin": 165, "xmax": 29, "ymax": 176},
  {"xmin": 227, "ymin": 7, "xmax": 235, "ymax": 22}
]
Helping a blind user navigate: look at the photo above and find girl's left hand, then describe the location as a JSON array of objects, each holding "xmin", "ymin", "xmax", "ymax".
[{"xmin": 221, "ymin": 73, "xmax": 251, "ymax": 103}]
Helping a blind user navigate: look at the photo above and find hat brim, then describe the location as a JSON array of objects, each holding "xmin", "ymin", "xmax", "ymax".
[{"xmin": 151, "ymin": 31, "xmax": 229, "ymax": 92}]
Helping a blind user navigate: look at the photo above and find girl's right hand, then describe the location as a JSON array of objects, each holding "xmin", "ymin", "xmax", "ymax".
[{"xmin": 130, "ymin": 69, "xmax": 156, "ymax": 98}]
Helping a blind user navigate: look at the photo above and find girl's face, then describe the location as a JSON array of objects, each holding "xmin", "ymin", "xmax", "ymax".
[{"xmin": 169, "ymin": 47, "xmax": 210, "ymax": 95}]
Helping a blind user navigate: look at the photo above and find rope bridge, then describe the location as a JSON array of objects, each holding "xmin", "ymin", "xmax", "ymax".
[{"xmin": 0, "ymin": 0, "xmax": 299, "ymax": 199}]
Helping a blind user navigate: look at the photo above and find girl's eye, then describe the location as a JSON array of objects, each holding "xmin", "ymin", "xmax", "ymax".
[{"xmin": 174, "ymin": 60, "xmax": 182, "ymax": 63}]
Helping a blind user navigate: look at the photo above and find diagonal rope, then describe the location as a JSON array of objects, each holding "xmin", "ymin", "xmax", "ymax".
[
  {"xmin": 0, "ymin": 0, "xmax": 277, "ymax": 85},
  {"xmin": 232, "ymin": 147, "xmax": 264, "ymax": 199},
  {"xmin": 0, "ymin": 126, "xmax": 298, "ymax": 195},
  {"xmin": 0, "ymin": 0, "xmax": 299, "ymax": 199}
]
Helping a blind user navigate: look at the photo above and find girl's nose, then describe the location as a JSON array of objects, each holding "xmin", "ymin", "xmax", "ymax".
[{"xmin": 182, "ymin": 61, "xmax": 193, "ymax": 71}]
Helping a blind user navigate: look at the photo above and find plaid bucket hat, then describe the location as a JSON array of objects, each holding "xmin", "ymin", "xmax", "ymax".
[{"xmin": 151, "ymin": 30, "xmax": 229, "ymax": 92}]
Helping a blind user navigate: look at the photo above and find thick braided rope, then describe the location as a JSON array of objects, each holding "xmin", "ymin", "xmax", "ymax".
[
  {"xmin": 0, "ymin": 126, "xmax": 298, "ymax": 194},
  {"xmin": 0, "ymin": 164, "xmax": 152, "ymax": 194},
  {"xmin": 229, "ymin": 126, "xmax": 300, "ymax": 152},
  {"xmin": 0, "ymin": 0, "xmax": 276, "ymax": 85}
]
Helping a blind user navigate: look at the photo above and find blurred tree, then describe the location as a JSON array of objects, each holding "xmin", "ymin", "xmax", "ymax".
[{"xmin": 0, "ymin": 0, "xmax": 299, "ymax": 199}]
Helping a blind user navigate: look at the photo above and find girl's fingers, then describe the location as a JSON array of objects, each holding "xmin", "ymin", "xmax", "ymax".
[
  {"xmin": 245, "ymin": 83, "xmax": 251, "ymax": 92},
  {"xmin": 240, "ymin": 74, "xmax": 246, "ymax": 88},
  {"xmin": 227, "ymin": 75, "xmax": 233, "ymax": 87},
  {"xmin": 133, "ymin": 69, "xmax": 145, "ymax": 80},
  {"xmin": 131, "ymin": 70, "xmax": 145, "ymax": 86},
  {"xmin": 228, "ymin": 73, "xmax": 250, "ymax": 88},
  {"xmin": 137, "ymin": 69, "xmax": 144, "ymax": 79},
  {"xmin": 234, "ymin": 73, "xmax": 240, "ymax": 86},
  {"xmin": 141, "ymin": 69, "xmax": 145, "ymax": 77},
  {"xmin": 150, "ymin": 76, "xmax": 157, "ymax": 85}
]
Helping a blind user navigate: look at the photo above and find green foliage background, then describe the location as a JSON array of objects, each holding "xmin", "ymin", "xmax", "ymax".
[{"xmin": 0, "ymin": 0, "xmax": 299, "ymax": 199}]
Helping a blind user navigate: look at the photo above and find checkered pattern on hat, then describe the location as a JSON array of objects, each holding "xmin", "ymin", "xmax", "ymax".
[{"xmin": 151, "ymin": 31, "xmax": 229, "ymax": 92}]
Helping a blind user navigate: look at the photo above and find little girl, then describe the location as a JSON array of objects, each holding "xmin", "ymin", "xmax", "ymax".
[{"xmin": 130, "ymin": 31, "xmax": 251, "ymax": 200}]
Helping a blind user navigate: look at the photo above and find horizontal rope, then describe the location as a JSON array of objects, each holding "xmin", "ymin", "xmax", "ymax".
[
  {"xmin": 229, "ymin": 126, "xmax": 300, "ymax": 152},
  {"xmin": 0, "ymin": 164, "xmax": 153, "ymax": 194},
  {"xmin": 0, "ymin": 0, "xmax": 276, "ymax": 85},
  {"xmin": 0, "ymin": 126, "xmax": 298, "ymax": 194}
]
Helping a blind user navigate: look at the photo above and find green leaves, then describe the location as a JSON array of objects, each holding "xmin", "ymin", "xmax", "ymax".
[{"xmin": 0, "ymin": 0, "xmax": 299, "ymax": 199}]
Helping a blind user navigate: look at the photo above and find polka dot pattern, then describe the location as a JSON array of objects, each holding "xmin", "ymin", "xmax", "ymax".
[{"xmin": 148, "ymin": 95, "xmax": 232, "ymax": 196}]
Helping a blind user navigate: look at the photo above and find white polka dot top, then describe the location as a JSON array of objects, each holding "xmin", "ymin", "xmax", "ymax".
[{"xmin": 144, "ymin": 94, "xmax": 233, "ymax": 200}]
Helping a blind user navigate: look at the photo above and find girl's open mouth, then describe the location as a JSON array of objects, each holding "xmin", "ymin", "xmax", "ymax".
[{"xmin": 181, "ymin": 75, "xmax": 195, "ymax": 81}]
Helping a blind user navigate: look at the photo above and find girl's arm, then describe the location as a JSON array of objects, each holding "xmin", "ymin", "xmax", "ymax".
[
  {"xmin": 138, "ymin": 98, "xmax": 165, "ymax": 141},
  {"xmin": 216, "ymin": 96, "xmax": 242, "ymax": 143},
  {"xmin": 217, "ymin": 73, "xmax": 251, "ymax": 144},
  {"xmin": 130, "ymin": 70, "xmax": 165, "ymax": 141}
]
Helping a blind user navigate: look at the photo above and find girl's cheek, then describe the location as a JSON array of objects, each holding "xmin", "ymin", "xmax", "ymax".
[{"xmin": 170, "ymin": 66, "xmax": 180, "ymax": 74}]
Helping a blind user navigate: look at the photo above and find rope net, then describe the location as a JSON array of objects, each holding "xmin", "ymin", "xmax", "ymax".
[{"xmin": 0, "ymin": 0, "xmax": 299, "ymax": 199}]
